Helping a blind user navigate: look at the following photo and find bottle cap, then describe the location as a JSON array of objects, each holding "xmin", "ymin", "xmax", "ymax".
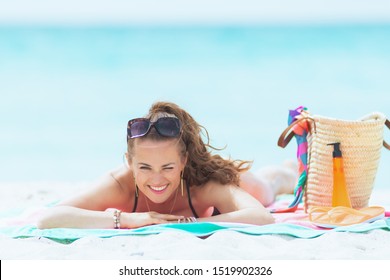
[{"xmin": 327, "ymin": 142, "xmax": 342, "ymax": 157}]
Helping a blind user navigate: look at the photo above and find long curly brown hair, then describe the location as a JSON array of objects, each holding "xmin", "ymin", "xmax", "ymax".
[{"xmin": 127, "ymin": 101, "xmax": 251, "ymax": 187}]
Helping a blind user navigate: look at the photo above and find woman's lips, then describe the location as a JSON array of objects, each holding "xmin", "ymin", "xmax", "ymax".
[{"xmin": 148, "ymin": 184, "xmax": 169, "ymax": 194}]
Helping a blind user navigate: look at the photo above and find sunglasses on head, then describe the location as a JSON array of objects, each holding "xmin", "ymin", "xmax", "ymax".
[{"xmin": 127, "ymin": 117, "xmax": 182, "ymax": 140}]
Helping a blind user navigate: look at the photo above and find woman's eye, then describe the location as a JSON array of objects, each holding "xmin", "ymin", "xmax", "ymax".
[
  {"xmin": 140, "ymin": 166, "xmax": 151, "ymax": 170},
  {"xmin": 163, "ymin": 167, "xmax": 174, "ymax": 170}
]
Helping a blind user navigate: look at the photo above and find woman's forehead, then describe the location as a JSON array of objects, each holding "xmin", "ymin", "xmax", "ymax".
[
  {"xmin": 134, "ymin": 137, "xmax": 177, "ymax": 148},
  {"xmin": 133, "ymin": 138, "xmax": 181, "ymax": 156},
  {"xmin": 132, "ymin": 140, "xmax": 182, "ymax": 166}
]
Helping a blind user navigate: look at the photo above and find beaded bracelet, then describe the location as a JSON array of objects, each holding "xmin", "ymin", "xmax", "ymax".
[
  {"xmin": 177, "ymin": 216, "xmax": 197, "ymax": 223},
  {"xmin": 113, "ymin": 210, "xmax": 122, "ymax": 229}
]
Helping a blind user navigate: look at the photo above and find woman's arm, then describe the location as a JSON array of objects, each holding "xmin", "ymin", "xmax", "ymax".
[
  {"xmin": 37, "ymin": 206, "xmax": 117, "ymax": 229},
  {"xmin": 36, "ymin": 206, "xmax": 184, "ymax": 229},
  {"xmin": 194, "ymin": 182, "xmax": 275, "ymax": 225},
  {"xmin": 36, "ymin": 167, "xmax": 183, "ymax": 229},
  {"xmin": 36, "ymin": 167, "xmax": 130, "ymax": 229}
]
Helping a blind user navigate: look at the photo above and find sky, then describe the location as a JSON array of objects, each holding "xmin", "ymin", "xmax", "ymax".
[{"xmin": 0, "ymin": 0, "xmax": 390, "ymax": 25}]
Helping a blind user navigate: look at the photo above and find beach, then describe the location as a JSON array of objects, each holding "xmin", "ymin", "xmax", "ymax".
[
  {"xmin": 2, "ymin": 4, "xmax": 390, "ymax": 278},
  {"xmin": 1, "ymin": 181, "xmax": 389, "ymax": 260}
]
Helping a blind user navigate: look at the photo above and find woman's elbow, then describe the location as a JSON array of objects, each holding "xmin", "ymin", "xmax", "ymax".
[
  {"xmin": 36, "ymin": 220, "xmax": 47, "ymax": 230},
  {"xmin": 35, "ymin": 212, "xmax": 54, "ymax": 229},
  {"xmin": 264, "ymin": 213, "xmax": 275, "ymax": 224},
  {"xmin": 35, "ymin": 207, "xmax": 65, "ymax": 229},
  {"xmin": 258, "ymin": 211, "xmax": 275, "ymax": 225},
  {"xmin": 246, "ymin": 208, "xmax": 275, "ymax": 225}
]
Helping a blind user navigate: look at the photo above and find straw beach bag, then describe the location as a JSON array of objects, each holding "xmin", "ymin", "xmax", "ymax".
[{"xmin": 276, "ymin": 107, "xmax": 390, "ymax": 213}]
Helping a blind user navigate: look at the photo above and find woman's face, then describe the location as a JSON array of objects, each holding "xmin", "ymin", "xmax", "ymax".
[{"xmin": 129, "ymin": 138, "xmax": 187, "ymax": 204}]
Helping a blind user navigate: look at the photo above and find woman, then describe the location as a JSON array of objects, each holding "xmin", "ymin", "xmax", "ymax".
[{"xmin": 37, "ymin": 102, "xmax": 296, "ymax": 229}]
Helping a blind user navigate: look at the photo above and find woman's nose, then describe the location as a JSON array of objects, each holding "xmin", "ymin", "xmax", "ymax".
[{"xmin": 148, "ymin": 171, "xmax": 165, "ymax": 183}]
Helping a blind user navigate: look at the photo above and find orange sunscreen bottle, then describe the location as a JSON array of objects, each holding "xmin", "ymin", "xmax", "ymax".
[{"xmin": 328, "ymin": 142, "xmax": 351, "ymax": 208}]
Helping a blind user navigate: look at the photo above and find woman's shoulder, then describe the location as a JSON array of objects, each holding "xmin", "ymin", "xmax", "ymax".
[
  {"xmin": 89, "ymin": 165, "xmax": 135, "ymax": 211},
  {"xmin": 190, "ymin": 180, "xmax": 230, "ymax": 204},
  {"xmin": 57, "ymin": 165, "xmax": 134, "ymax": 211},
  {"xmin": 108, "ymin": 165, "xmax": 134, "ymax": 192}
]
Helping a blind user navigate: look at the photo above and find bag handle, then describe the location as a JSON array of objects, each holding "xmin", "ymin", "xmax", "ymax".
[
  {"xmin": 384, "ymin": 119, "xmax": 390, "ymax": 150},
  {"xmin": 277, "ymin": 116, "xmax": 315, "ymax": 148},
  {"xmin": 278, "ymin": 115, "xmax": 389, "ymax": 149}
]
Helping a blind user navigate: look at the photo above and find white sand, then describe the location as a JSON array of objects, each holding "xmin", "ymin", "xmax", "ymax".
[{"xmin": 1, "ymin": 181, "xmax": 390, "ymax": 260}]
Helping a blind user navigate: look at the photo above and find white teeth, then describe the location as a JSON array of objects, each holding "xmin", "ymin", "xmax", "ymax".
[{"xmin": 149, "ymin": 184, "xmax": 168, "ymax": 191}]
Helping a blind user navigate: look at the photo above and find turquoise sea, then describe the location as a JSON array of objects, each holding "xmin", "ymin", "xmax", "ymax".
[{"xmin": 0, "ymin": 25, "xmax": 389, "ymax": 188}]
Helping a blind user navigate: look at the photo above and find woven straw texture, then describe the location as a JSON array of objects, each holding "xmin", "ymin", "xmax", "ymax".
[{"xmin": 304, "ymin": 112, "xmax": 386, "ymax": 211}]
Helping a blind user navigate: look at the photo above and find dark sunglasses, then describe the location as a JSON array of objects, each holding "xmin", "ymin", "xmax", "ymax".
[{"xmin": 127, "ymin": 117, "xmax": 181, "ymax": 140}]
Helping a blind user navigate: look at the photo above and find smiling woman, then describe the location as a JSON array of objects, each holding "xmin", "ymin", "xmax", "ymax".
[{"xmin": 36, "ymin": 101, "xmax": 297, "ymax": 229}]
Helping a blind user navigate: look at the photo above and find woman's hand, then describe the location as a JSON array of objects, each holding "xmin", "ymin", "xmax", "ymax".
[{"xmin": 120, "ymin": 211, "xmax": 184, "ymax": 229}]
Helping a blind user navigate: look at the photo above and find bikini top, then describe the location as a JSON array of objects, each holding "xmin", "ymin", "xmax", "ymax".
[{"xmin": 131, "ymin": 182, "xmax": 200, "ymax": 218}]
